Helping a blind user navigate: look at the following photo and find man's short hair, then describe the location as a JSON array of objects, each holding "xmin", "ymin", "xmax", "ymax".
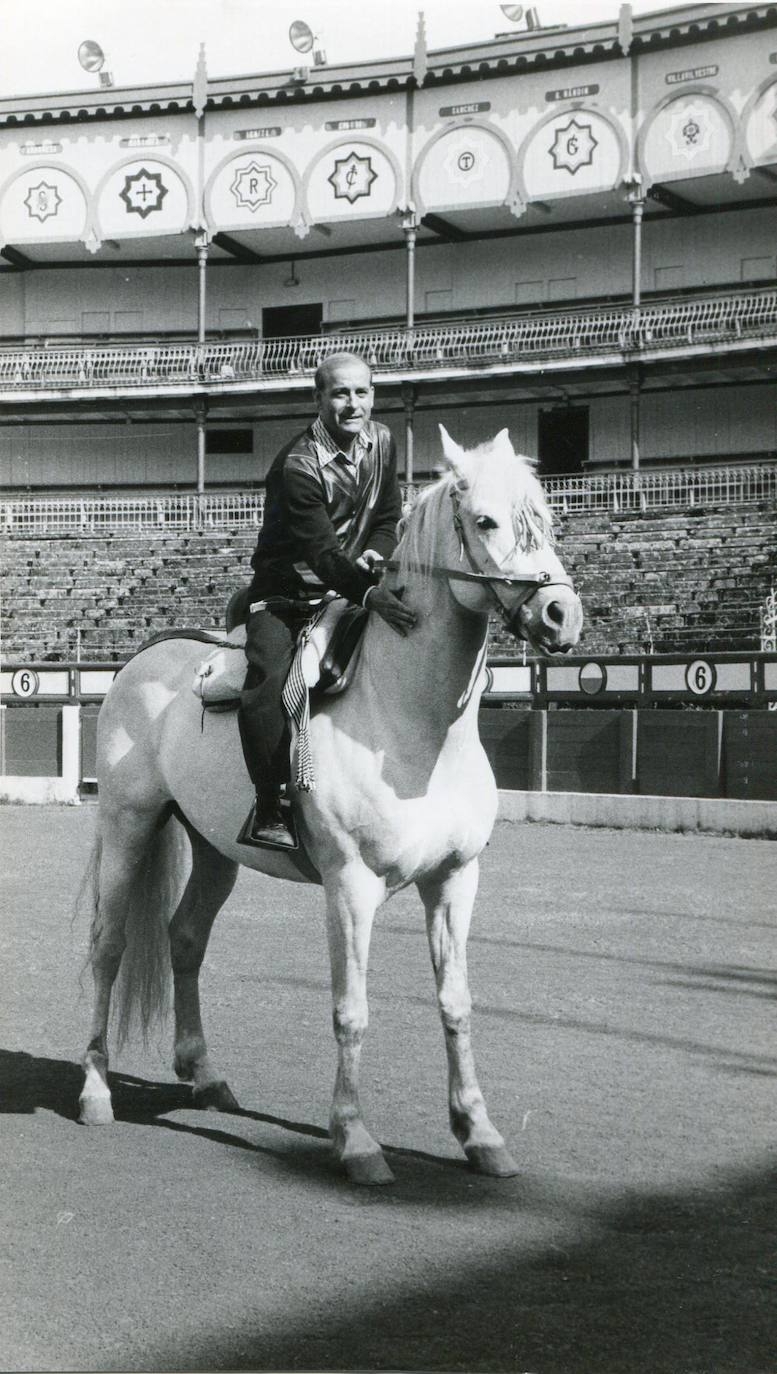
[{"xmin": 314, "ymin": 352, "xmax": 372, "ymax": 393}]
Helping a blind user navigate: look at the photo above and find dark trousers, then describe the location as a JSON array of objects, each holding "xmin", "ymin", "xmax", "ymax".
[{"xmin": 238, "ymin": 600, "xmax": 307, "ymax": 803}]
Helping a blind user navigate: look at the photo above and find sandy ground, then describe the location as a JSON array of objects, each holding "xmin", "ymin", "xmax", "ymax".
[{"xmin": 1, "ymin": 805, "xmax": 775, "ymax": 1373}]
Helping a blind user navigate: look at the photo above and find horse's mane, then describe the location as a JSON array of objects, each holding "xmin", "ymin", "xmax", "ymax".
[{"xmin": 394, "ymin": 451, "xmax": 555, "ymax": 585}]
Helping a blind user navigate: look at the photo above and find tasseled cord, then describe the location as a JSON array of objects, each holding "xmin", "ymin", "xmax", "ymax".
[{"xmin": 281, "ymin": 629, "xmax": 316, "ymax": 792}]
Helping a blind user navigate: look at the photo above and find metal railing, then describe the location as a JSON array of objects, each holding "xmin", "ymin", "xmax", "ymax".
[
  {"xmin": 0, "ymin": 287, "xmax": 775, "ymax": 395},
  {"xmin": 0, "ymin": 491, "xmax": 266, "ymax": 534},
  {"xmin": 2, "ymin": 462, "xmax": 774, "ymax": 534},
  {"xmin": 544, "ymin": 462, "xmax": 777, "ymax": 514}
]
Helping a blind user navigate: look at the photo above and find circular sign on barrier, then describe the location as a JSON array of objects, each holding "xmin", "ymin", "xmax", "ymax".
[
  {"xmin": 579, "ymin": 661, "xmax": 605, "ymax": 695},
  {"xmin": 11, "ymin": 669, "xmax": 40, "ymax": 698},
  {"xmin": 686, "ymin": 659, "xmax": 716, "ymax": 696}
]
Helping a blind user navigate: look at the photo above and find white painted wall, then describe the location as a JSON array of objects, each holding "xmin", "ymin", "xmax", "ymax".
[
  {"xmin": 3, "ymin": 207, "xmax": 774, "ymax": 340},
  {"xmin": 2, "ymin": 382, "xmax": 773, "ymax": 488}
]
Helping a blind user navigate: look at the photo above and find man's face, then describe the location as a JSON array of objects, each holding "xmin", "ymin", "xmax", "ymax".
[{"xmin": 315, "ymin": 360, "xmax": 374, "ymax": 449}]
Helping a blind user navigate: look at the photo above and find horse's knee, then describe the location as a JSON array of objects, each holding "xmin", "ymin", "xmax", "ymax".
[
  {"xmin": 332, "ymin": 1002, "xmax": 368, "ymax": 1045},
  {"xmin": 438, "ymin": 988, "xmax": 472, "ymax": 1034}
]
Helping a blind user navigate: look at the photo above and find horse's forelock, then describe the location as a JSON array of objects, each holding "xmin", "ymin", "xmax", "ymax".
[{"xmin": 394, "ymin": 447, "xmax": 555, "ymax": 585}]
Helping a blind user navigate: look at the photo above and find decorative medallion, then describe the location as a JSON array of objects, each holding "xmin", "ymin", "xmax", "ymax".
[
  {"xmin": 119, "ymin": 167, "xmax": 169, "ymax": 219},
  {"xmin": 549, "ymin": 118, "xmax": 598, "ymax": 175},
  {"xmin": 24, "ymin": 180, "xmax": 62, "ymax": 222},
  {"xmin": 328, "ymin": 151, "xmax": 377, "ymax": 203},
  {"xmin": 666, "ymin": 103, "xmax": 713, "ymax": 161},
  {"xmin": 442, "ymin": 141, "xmax": 490, "ymax": 186},
  {"xmin": 230, "ymin": 160, "xmax": 277, "ymax": 210}
]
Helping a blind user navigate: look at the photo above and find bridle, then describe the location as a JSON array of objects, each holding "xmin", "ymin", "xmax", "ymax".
[{"xmin": 384, "ymin": 486, "xmax": 574, "ymax": 630}]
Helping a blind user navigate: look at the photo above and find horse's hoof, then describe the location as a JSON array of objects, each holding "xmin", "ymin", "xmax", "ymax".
[
  {"xmin": 343, "ymin": 1152, "xmax": 395, "ymax": 1186},
  {"xmin": 79, "ymin": 1094, "xmax": 115, "ymax": 1126},
  {"xmin": 193, "ymin": 1080, "xmax": 240, "ymax": 1112},
  {"xmin": 466, "ymin": 1144, "xmax": 520, "ymax": 1177}
]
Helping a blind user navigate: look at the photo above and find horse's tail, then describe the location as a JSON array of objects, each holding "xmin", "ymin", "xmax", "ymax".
[{"xmin": 78, "ymin": 811, "xmax": 189, "ymax": 1050}]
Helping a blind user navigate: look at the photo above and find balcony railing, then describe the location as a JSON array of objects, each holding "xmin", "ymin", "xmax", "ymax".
[
  {"xmin": 2, "ymin": 462, "xmax": 774, "ymax": 534},
  {"xmin": 0, "ymin": 288, "xmax": 775, "ymax": 397}
]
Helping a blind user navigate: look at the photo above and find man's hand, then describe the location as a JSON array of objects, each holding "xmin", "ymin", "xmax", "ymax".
[
  {"xmin": 355, "ymin": 548, "xmax": 383, "ymax": 575},
  {"xmin": 364, "ymin": 583, "xmax": 417, "ymax": 636}
]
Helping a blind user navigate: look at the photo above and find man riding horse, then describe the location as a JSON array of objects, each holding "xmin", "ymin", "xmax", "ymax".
[{"xmin": 239, "ymin": 351, "xmax": 417, "ymax": 849}]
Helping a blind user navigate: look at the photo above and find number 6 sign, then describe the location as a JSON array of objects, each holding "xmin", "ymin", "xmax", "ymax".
[
  {"xmin": 11, "ymin": 669, "xmax": 40, "ymax": 698},
  {"xmin": 685, "ymin": 659, "xmax": 715, "ymax": 696}
]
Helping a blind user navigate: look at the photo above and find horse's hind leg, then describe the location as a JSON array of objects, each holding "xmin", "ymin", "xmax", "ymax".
[
  {"xmin": 169, "ymin": 823, "xmax": 240, "ymax": 1112},
  {"xmin": 80, "ymin": 803, "xmax": 172, "ymax": 1125},
  {"xmin": 418, "ymin": 860, "xmax": 519, "ymax": 1178}
]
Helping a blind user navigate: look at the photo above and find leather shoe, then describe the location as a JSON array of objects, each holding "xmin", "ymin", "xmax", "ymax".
[{"xmin": 239, "ymin": 803, "xmax": 298, "ymax": 850}]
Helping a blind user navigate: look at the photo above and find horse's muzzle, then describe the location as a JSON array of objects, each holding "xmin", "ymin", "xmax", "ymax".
[{"xmin": 509, "ymin": 584, "xmax": 583, "ymax": 654}]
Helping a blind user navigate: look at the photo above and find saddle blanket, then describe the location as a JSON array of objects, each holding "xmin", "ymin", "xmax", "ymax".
[{"xmin": 192, "ymin": 595, "xmax": 366, "ymax": 707}]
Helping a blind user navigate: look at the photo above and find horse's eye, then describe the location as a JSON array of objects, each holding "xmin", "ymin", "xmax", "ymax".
[{"xmin": 475, "ymin": 515, "xmax": 498, "ymax": 531}]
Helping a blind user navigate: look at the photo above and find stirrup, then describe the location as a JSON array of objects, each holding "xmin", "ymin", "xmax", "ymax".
[{"xmin": 237, "ymin": 795, "xmax": 298, "ymax": 851}]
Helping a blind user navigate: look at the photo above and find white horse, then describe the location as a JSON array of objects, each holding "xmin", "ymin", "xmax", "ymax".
[{"xmin": 78, "ymin": 426, "xmax": 582, "ymax": 1184}]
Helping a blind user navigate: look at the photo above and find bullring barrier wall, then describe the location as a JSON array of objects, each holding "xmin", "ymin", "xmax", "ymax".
[{"xmin": 2, "ymin": 654, "xmax": 775, "ymax": 835}]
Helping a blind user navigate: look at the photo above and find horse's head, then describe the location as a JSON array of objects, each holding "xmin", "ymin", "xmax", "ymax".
[{"xmin": 437, "ymin": 425, "xmax": 583, "ymax": 655}]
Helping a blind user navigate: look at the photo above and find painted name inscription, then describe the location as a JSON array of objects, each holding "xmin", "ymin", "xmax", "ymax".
[
  {"xmin": 439, "ymin": 102, "xmax": 491, "ymax": 117},
  {"xmin": 545, "ymin": 84, "xmax": 599, "ymax": 102},
  {"xmin": 325, "ymin": 119, "xmax": 376, "ymax": 131},
  {"xmin": 235, "ymin": 128, "xmax": 282, "ymax": 140},
  {"xmin": 666, "ymin": 65, "xmax": 718, "ymax": 84}
]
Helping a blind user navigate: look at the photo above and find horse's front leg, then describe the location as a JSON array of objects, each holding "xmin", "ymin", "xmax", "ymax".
[
  {"xmin": 324, "ymin": 861, "xmax": 394, "ymax": 1185},
  {"xmin": 418, "ymin": 859, "xmax": 519, "ymax": 1177}
]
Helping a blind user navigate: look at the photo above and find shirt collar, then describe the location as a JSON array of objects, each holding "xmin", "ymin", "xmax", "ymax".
[{"xmin": 311, "ymin": 416, "xmax": 373, "ymax": 469}]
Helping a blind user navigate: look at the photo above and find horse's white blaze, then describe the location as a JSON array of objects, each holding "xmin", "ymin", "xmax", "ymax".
[{"xmin": 79, "ymin": 428, "xmax": 580, "ymax": 1182}]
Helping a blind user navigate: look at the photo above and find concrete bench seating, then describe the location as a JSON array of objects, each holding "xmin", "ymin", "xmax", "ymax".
[{"xmin": 2, "ymin": 502, "xmax": 775, "ymax": 662}]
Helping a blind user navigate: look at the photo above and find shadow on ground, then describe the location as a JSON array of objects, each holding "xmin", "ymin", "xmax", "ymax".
[
  {"xmin": 2, "ymin": 1048, "xmax": 774, "ymax": 1373},
  {"xmin": 150, "ymin": 1159, "xmax": 777, "ymax": 1374}
]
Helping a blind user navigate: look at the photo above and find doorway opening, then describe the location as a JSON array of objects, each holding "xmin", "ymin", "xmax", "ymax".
[
  {"xmin": 537, "ymin": 406, "xmax": 589, "ymax": 476},
  {"xmin": 262, "ymin": 303, "xmax": 323, "ymax": 338}
]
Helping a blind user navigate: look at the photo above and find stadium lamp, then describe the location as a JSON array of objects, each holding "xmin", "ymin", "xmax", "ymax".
[
  {"xmin": 77, "ymin": 39, "xmax": 113, "ymax": 87},
  {"xmin": 289, "ymin": 19, "xmax": 326, "ymax": 67},
  {"xmin": 499, "ymin": 5, "xmax": 523, "ymax": 20}
]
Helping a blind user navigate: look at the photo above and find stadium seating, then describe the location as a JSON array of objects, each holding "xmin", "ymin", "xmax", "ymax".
[{"xmin": 3, "ymin": 503, "xmax": 775, "ymax": 663}]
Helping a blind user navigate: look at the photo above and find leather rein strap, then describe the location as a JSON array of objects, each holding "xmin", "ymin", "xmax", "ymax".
[{"xmin": 383, "ymin": 487, "xmax": 573, "ymax": 624}]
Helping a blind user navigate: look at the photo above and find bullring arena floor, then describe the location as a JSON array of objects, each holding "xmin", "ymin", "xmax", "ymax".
[{"xmin": 1, "ymin": 805, "xmax": 775, "ymax": 1373}]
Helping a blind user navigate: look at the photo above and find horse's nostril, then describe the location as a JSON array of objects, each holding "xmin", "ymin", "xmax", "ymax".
[{"xmin": 545, "ymin": 600, "xmax": 566, "ymax": 626}]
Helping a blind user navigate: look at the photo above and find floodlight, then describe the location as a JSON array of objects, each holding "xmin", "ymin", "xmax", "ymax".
[
  {"xmin": 289, "ymin": 20, "xmax": 314, "ymax": 54},
  {"xmin": 499, "ymin": 5, "xmax": 524, "ymax": 21},
  {"xmin": 77, "ymin": 40, "xmax": 105, "ymax": 73}
]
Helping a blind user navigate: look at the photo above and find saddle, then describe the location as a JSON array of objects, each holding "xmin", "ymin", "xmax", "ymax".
[{"xmin": 192, "ymin": 595, "xmax": 368, "ymax": 711}]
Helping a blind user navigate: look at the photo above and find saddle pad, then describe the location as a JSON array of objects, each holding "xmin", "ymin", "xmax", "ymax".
[{"xmin": 192, "ymin": 598, "xmax": 367, "ymax": 707}]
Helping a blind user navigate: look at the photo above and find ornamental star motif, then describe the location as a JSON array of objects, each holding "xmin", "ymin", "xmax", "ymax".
[
  {"xmin": 25, "ymin": 180, "xmax": 62, "ymax": 222},
  {"xmin": 328, "ymin": 152, "xmax": 377, "ymax": 204},
  {"xmin": 230, "ymin": 161, "xmax": 277, "ymax": 211},
  {"xmin": 119, "ymin": 167, "xmax": 168, "ymax": 219},
  {"xmin": 549, "ymin": 118, "xmax": 598, "ymax": 175}
]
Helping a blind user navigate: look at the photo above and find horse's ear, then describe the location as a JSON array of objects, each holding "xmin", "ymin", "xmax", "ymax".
[
  {"xmin": 438, "ymin": 424, "xmax": 470, "ymax": 487},
  {"xmin": 492, "ymin": 427, "xmax": 514, "ymax": 455}
]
